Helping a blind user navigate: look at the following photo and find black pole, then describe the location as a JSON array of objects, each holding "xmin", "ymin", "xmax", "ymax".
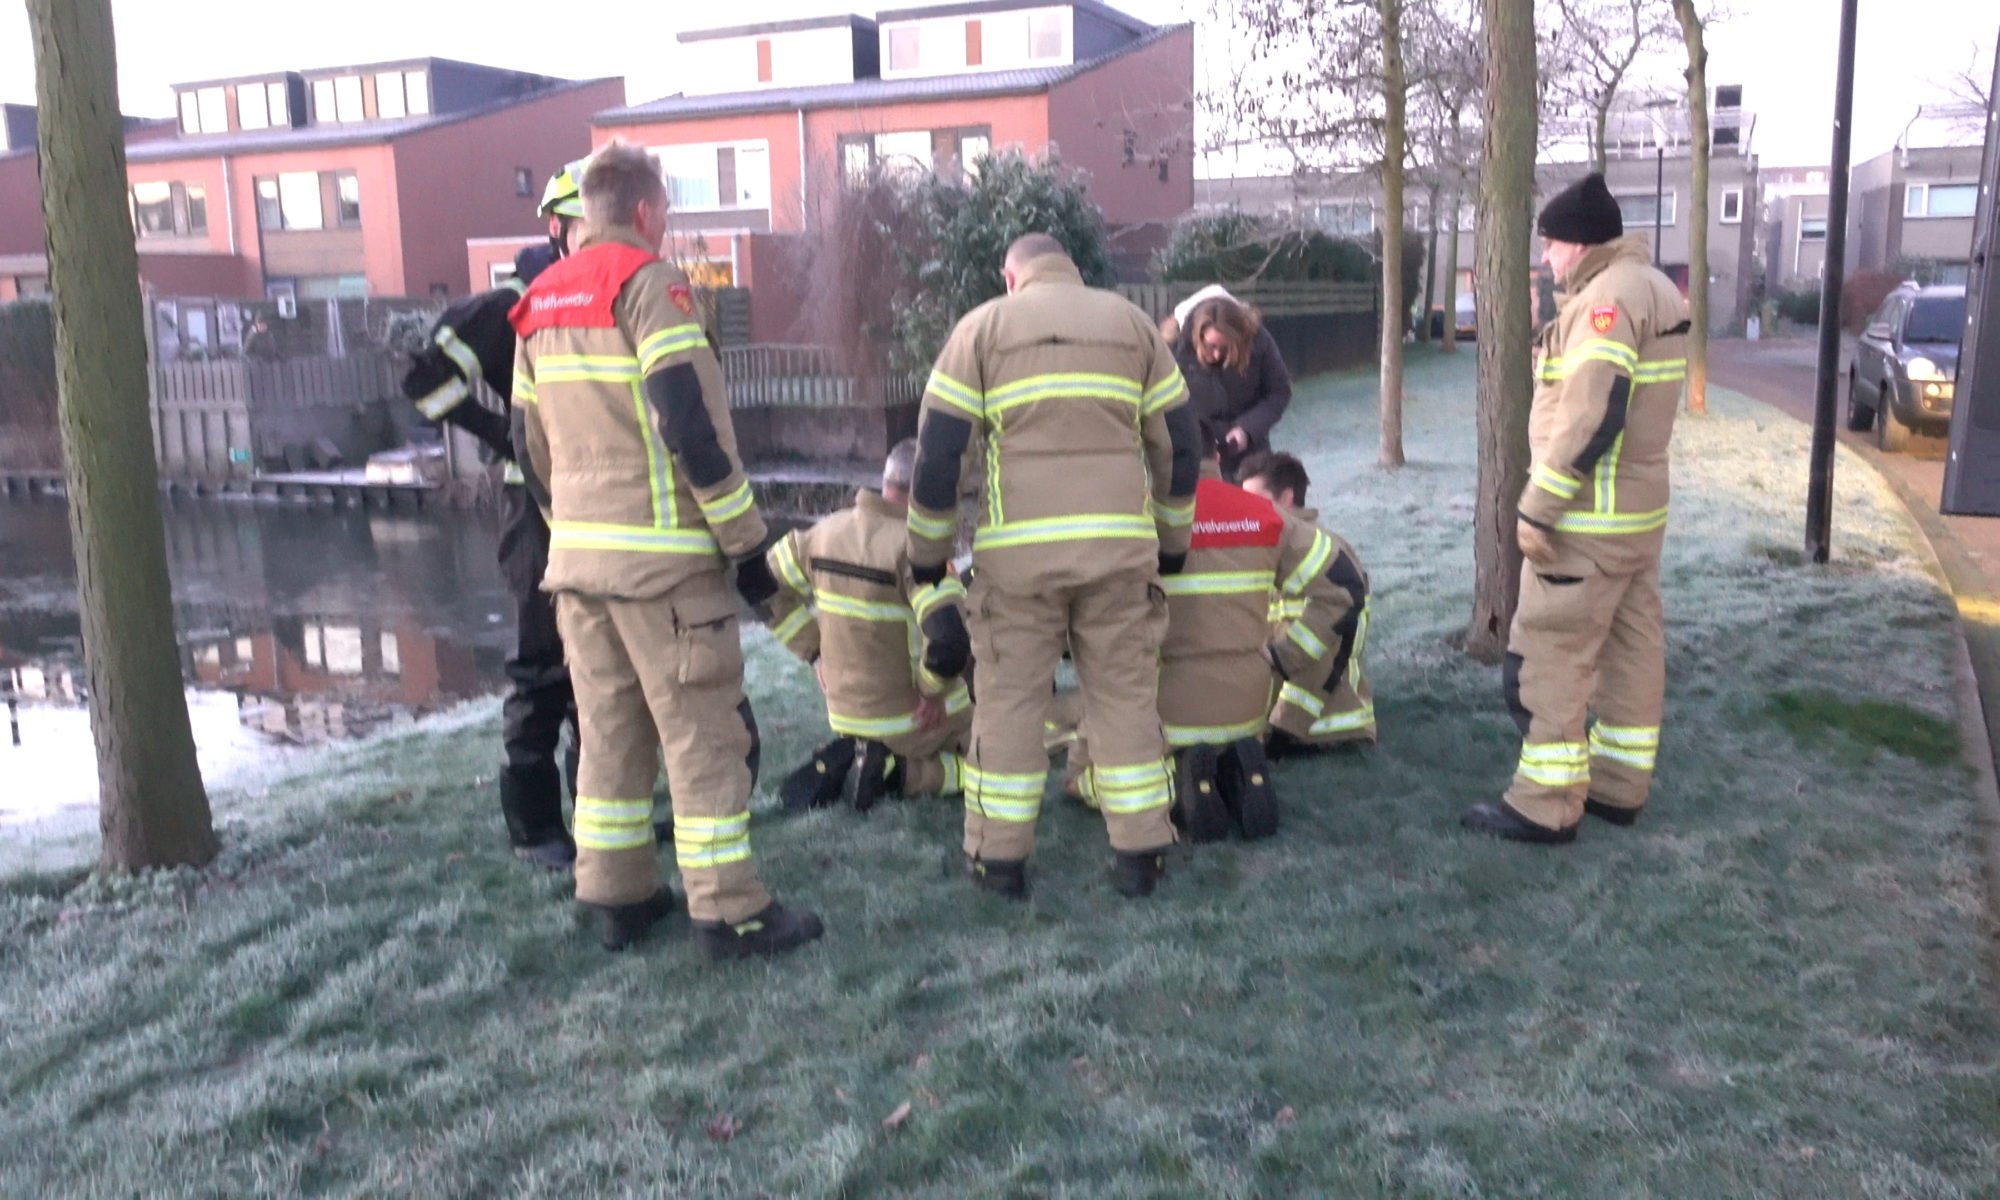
[
  {"xmin": 1805, "ymin": 0, "xmax": 1859, "ymax": 564},
  {"xmin": 1654, "ymin": 146, "xmax": 1664, "ymax": 268}
]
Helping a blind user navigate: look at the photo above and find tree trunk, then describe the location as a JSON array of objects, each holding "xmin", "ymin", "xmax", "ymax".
[
  {"xmin": 1673, "ymin": 0, "xmax": 1710, "ymax": 415},
  {"xmin": 29, "ymin": 0, "xmax": 217, "ymax": 871},
  {"xmin": 1443, "ymin": 186, "xmax": 1462, "ymax": 353},
  {"xmin": 1592, "ymin": 101, "xmax": 1610, "ymax": 174},
  {"xmin": 1466, "ymin": 0, "xmax": 1538, "ymax": 662},
  {"xmin": 1377, "ymin": 0, "xmax": 1408, "ymax": 469},
  {"xmin": 1418, "ymin": 180, "xmax": 1440, "ymax": 344}
]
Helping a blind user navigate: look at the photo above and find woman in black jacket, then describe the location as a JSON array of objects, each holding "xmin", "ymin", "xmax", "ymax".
[{"xmin": 1170, "ymin": 294, "xmax": 1293, "ymax": 481}]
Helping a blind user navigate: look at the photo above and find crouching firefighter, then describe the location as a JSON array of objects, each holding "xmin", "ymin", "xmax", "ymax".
[
  {"xmin": 510, "ymin": 142, "xmax": 820, "ymax": 955},
  {"xmin": 764, "ymin": 438, "xmax": 975, "ymax": 811},
  {"xmin": 1237, "ymin": 451, "xmax": 1376, "ymax": 751},
  {"xmin": 1462, "ymin": 171, "xmax": 1687, "ymax": 845}
]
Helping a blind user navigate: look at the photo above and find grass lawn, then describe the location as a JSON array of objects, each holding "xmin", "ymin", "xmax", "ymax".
[{"xmin": 5, "ymin": 346, "xmax": 2000, "ymax": 1197}]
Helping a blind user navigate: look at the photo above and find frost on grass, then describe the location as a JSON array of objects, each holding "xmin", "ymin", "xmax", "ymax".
[{"xmin": 3, "ymin": 349, "xmax": 1999, "ymax": 1197}]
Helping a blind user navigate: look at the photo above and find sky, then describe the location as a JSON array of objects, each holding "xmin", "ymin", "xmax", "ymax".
[{"xmin": 0, "ymin": 0, "xmax": 1990, "ymax": 170}]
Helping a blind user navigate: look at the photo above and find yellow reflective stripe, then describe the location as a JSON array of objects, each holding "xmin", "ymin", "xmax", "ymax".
[
  {"xmin": 575, "ymin": 795, "xmax": 655, "ymax": 851},
  {"xmin": 1554, "ymin": 506, "xmax": 1669, "ymax": 534},
  {"xmin": 985, "ymin": 427, "xmax": 1003, "ymax": 526},
  {"xmin": 1161, "ymin": 570, "xmax": 1272, "ymax": 597},
  {"xmin": 1282, "ymin": 531, "xmax": 1334, "ymax": 597},
  {"xmin": 502, "ymin": 461, "xmax": 525, "ymax": 486},
  {"xmin": 908, "ymin": 507, "xmax": 955, "ymax": 541},
  {"xmin": 434, "ymin": 326, "xmax": 483, "ymax": 382},
  {"xmin": 817, "ymin": 591, "xmax": 913, "ymax": 624},
  {"xmin": 1349, "ymin": 607, "xmax": 1369, "ymax": 686},
  {"xmin": 1153, "ymin": 495, "xmax": 1195, "ymax": 528},
  {"xmin": 830, "ymin": 709, "xmax": 922, "ymax": 738},
  {"xmin": 698, "ymin": 479, "xmax": 756, "ymax": 525},
  {"xmin": 1143, "ymin": 373, "xmax": 1189, "ymax": 414},
  {"xmin": 964, "ymin": 766, "xmax": 1045, "ymax": 822},
  {"xmin": 972, "ymin": 513, "xmax": 1158, "ymax": 552},
  {"xmin": 536, "ymin": 354, "xmax": 642, "ymax": 383},
  {"xmin": 771, "ymin": 537, "xmax": 810, "ymax": 596},
  {"xmin": 911, "ymin": 576, "xmax": 965, "ymax": 619},
  {"xmin": 1633, "ymin": 358, "xmax": 1687, "ymax": 383},
  {"xmin": 548, "ymin": 522, "xmax": 719, "ymax": 554},
  {"xmin": 416, "ymin": 377, "xmax": 470, "ymax": 420},
  {"xmin": 926, "ymin": 370, "xmax": 983, "ymax": 419},
  {"xmin": 1516, "ymin": 740, "xmax": 1589, "ymax": 787},
  {"xmin": 985, "ymin": 372, "xmax": 1142, "ymax": 419},
  {"xmin": 637, "ymin": 323, "xmax": 706, "ymax": 373},
  {"xmin": 1309, "ymin": 703, "xmax": 1375, "ymax": 735},
  {"xmin": 1590, "ymin": 722, "xmax": 1659, "ymax": 769},
  {"xmin": 939, "ymin": 753, "xmax": 964, "ymax": 796},
  {"xmin": 634, "ymin": 380, "xmax": 672, "ymax": 528},
  {"xmin": 1566, "ymin": 337, "xmax": 1637, "ymax": 372},
  {"xmin": 1530, "ymin": 462, "xmax": 1581, "ymax": 500},
  {"xmin": 1593, "ymin": 431, "xmax": 1622, "ymax": 514},
  {"xmin": 513, "ymin": 375, "xmax": 537, "ymax": 406},
  {"xmin": 1286, "ymin": 622, "xmax": 1329, "ymax": 660},
  {"xmin": 1270, "ymin": 595, "xmax": 1306, "ymax": 624},
  {"xmin": 1164, "ymin": 719, "xmax": 1267, "ymax": 747},
  {"xmin": 772, "ymin": 604, "xmax": 815, "ymax": 646},
  {"xmin": 1089, "ymin": 759, "xmax": 1173, "ymax": 812},
  {"xmin": 1279, "ymin": 681, "xmax": 1324, "ymax": 716},
  {"xmin": 674, "ymin": 813, "xmax": 752, "ymax": 869},
  {"xmin": 1538, "ymin": 355, "xmax": 1565, "ymax": 383}
]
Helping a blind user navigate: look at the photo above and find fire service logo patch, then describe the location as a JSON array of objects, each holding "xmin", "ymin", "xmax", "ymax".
[{"xmin": 1589, "ymin": 305, "xmax": 1618, "ymax": 335}]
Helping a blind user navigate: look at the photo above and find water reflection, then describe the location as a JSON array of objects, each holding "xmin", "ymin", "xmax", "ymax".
[{"xmin": 0, "ymin": 498, "xmax": 514, "ymax": 824}]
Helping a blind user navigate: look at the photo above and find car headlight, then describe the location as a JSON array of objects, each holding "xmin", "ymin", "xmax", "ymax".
[{"xmin": 1906, "ymin": 356, "xmax": 1950, "ymax": 382}]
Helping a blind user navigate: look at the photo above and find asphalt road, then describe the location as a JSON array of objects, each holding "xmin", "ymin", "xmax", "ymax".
[{"xmin": 1707, "ymin": 335, "xmax": 2000, "ymax": 587}]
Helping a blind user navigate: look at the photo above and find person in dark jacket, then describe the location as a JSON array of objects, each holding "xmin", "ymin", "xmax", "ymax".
[{"xmin": 1171, "ymin": 294, "xmax": 1292, "ymax": 481}]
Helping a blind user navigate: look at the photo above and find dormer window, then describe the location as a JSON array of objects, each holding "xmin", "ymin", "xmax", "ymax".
[{"xmin": 881, "ymin": 7, "xmax": 1071, "ymax": 77}]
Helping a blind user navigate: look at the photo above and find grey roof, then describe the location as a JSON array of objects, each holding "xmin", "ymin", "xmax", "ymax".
[
  {"xmin": 874, "ymin": 0, "xmax": 1149, "ymax": 34},
  {"xmin": 680, "ymin": 14, "xmax": 876, "ymax": 43},
  {"xmin": 599, "ymin": 21, "xmax": 1184, "ymax": 126},
  {"xmin": 126, "ymin": 76, "xmax": 615, "ymax": 163}
]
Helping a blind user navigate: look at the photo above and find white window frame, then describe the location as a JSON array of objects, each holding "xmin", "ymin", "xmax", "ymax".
[
  {"xmin": 376, "ymin": 71, "xmax": 407, "ymax": 120},
  {"xmin": 1720, "ymin": 187, "xmax": 1743, "ymax": 224},
  {"xmin": 651, "ymin": 140, "xmax": 772, "ymax": 213},
  {"xmin": 267, "ymin": 81, "xmax": 291, "ymax": 127},
  {"xmin": 237, "ymin": 81, "xmax": 270, "ymax": 131},
  {"xmin": 1908, "ymin": 181, "xmax": 1977, "ymax": 220},
  {"xmin": 1905, "ymin": 183, "xmax": 1928, "ymax": 217},
  {"xmin": 404, "ymin": 71, "xmax": 431, "ymax": 115},
  {"xmin": 333, "ymin": 76, "xmax": 365, "ymax": 123},
  {"xmin": 197, "ymin": 87, "xmax": 228, "ymax": 135},
  {"xmin": 312, "ymin": 78, "xmax": 337, "ymax": 124},
  {"xmin": 178, "ymin": 91, "xmax": 201, "ymax": 135},
  {"xmin": 1613, "ymin": 189, "xmax": 1677, "ymax": 229}
]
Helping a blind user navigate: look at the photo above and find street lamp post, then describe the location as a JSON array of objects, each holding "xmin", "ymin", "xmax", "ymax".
[
  {"xmin": 1654, "ymin": 146, "xmax": 1665, "ymax": 268},
  {"xmin": 1804, "ymin": 0, "xmax": 1860, "ymax": 563}
]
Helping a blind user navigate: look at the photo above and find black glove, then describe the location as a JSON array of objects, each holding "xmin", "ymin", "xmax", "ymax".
[
  {"xmin": 732, "ymin": 553, "xmax": 779, "ymax": 609},
  {"xmin": 920, "ymin": 605, "xmax": 971, "ymax": 679},
  {"xmin": 1158, "ymin": 550, "xmax": 1187, "ymax": 577},
  {"xmin": 911, "ymin": 560, "xmax": 948, "ymax": 587}
]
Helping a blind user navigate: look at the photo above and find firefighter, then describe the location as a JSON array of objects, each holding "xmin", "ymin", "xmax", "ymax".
[
  {"xmin": 399, "ymin": 187, "xmax": 576, "ymax": 870},
  {"xmin": 511, "ymin": 142, "xmax": 822, "ymax": 955},
  {"xmin": 1462, "ymin": 171, "xmax": 1688, "ymax": 844},
  {"xmin": 1071, "ymin": 428, "xmax": 1358, "ymax": 842},
  {"xmin": 1237, "ymin": 451, "xmax": 1377, "ymax": 751},
  {"xmin": 907, "ymin": 232, "xmax": 1201, "ymax": 900},
  {"xmin": 765, "ymin": 438, "xmax": 974, "ymax": 811}
]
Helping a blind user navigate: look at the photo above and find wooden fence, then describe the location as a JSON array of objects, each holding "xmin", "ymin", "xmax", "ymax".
[
  {"xmin": 721, "ymin": 344, "xmax": 921, "ymax": 409},
  {"xmin": 150, "ymin": 351, "xmax": 400, "ymax": 480}
]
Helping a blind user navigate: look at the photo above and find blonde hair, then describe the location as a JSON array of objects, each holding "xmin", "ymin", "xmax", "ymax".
[
  {"xmin": 581, "ymin": 140, "xmax": 666, "ymax": 228},
  {"xmin": 1187, "ymin": 297, "xmax": 1261, "ymax": 373}
]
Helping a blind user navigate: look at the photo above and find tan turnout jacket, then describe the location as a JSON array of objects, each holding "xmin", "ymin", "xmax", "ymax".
[
  {"xmin": 1266, "ymin": 506, "xmax": 1374, "ymax": 742},
  {"xmin": 1518, "ymin": 235, "xmax": 1690, "ymax": 573}
]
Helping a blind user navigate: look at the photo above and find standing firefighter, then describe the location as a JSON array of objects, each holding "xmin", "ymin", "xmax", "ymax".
[
  {"xmin": 511, "ymin": 142, "xmax": 822, "ymax": 955},
  {"xmin": 907, "ymin": 232, "xmax": 1201, "ymax": 899},
  {"xmin": 1238, "ymin": 451, "xmax": 1377, "ymax": 751},
  {"xmin": 398, "ymin": 172, "xmax": 579, "ymax": 871},
  {"xmin": 1462, "ymin": 172, "xmax": 1688, "ymax": 844},
  {"xmin": 765, "ymin": 438, "xmax": 974, "ymax": 811}
]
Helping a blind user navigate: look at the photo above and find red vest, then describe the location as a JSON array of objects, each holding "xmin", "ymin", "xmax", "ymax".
[
  {"xmin": 509, "ymin": 242, "xmax": 657, "ymax": 337},
  {"xmin": 1189, "ymin": 477, "xmax": 1284, "ymax": 551}
]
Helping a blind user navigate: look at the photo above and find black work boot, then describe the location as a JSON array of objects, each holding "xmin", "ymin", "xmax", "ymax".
[
  {"xmin": 502, "ymin": 767, "xmax": 574, "ymax": 870},
  {"xmin": 692, "ymin": 902, "xmax": 825, "ymax": 961},
  {"xmin": 514, "ymin": 835, "xmax": 577, "ymax": 871},
  {"xmin": 584, "ymin": 889, "xmax": 677, "ymax": 952},
  {"xmin": 779, "ymin": 738, "xmax": 857, "ymax": 811},
  {"xmin": 965, "ymin": 855, "xmax": 1029, "ymax": 900},
  {"xmin": 1110, "ymin": 847, "xmax": 1169, "ymax": 898},
  {"xmin": 1219, "ymin": 738, "xmax": 1279, "ymax": 840},
  {"xmin": 844, "ymin": 740, "xmax": 903, "ymax": 813},
  {"xmin": 1584, "ymin": 797, "xmax": 1642, "ymax": 826},
  {"xmin": 1173, "ymin": 745, "xmax": 1230, "ymax": 843},
  {"xmin": 1460, "ymin": 802, "xmax": 1578, "ymax": 845}
]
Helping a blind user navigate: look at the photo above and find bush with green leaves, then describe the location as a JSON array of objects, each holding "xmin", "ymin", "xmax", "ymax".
[
  {"xmin": 1155, "ymin": 211, "xmax": 1375, "ymax": 284},
  {"xmin": 0, "ymin": 299, "xmax": 57, "ymax": 428},
  {"xmin": 882, "ymin": 151, "xmax": 1115, "ymax": 374}
]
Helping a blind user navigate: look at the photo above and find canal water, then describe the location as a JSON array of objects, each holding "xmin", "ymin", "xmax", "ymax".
[{"xmin": 1, "ymin": 497, "xmax": 517, "ymax": 859}]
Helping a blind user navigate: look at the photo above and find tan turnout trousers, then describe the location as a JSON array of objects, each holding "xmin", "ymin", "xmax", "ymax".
[
  {"xmin": 965, "ymin": 568, "xmax": 1176, "ymax": 861},
  {"xmin": 557, "ymin": 572, "xmax": 770, "ymax": 923}
]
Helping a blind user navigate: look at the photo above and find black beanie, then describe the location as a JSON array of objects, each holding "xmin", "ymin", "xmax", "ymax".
[{"xmin": 1537, "ymin": 172, "xmax": 1623, "ymax": 245}]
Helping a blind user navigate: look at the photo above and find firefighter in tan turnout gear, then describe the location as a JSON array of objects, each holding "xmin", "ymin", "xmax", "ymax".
[
  {"xmin": 1462, "ymin": 172, "xmax": 1688, "ymax": 844},
  {"xmin": 907, "ymin": 233, "xmax": 1202, "ymax": 899},
  {"xmin": 510, "ymin": 142, "xmax": 823, "ymax": 955},
  {"xmin": 765, "ymin": 438, "xmax": 974, "ymax": 811},
  {"xmin": 1238, "ymin": 452, "xmax": 1377, "ymax": 751}
]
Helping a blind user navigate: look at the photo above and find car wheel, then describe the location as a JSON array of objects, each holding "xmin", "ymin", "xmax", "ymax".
[
  {"xmin": 1845, "ymin": 370, "xmax": 1874, "ymax": 431},
  {"xmin": 1877, "ymin": 384, "xmax": 1912, "ymax": 453}
]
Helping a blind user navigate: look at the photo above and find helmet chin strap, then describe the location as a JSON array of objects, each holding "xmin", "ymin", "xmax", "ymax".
[{"xmin": 549, "ymin": 215, "xmax": 575, "ymax": 261}]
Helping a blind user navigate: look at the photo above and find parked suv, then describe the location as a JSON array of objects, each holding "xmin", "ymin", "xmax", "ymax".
[{"xmin": 1847, "ymin": 284, "xmax": 1967, "ymax": 451}]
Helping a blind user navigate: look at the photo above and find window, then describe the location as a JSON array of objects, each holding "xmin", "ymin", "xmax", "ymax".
[
  {"xmin": 178, "ymin": 91, "xmax": 200, "ymax": 135},
  {"xmin": 404, "ymin": 71, "xmax": 430, "ymax": 115},
  {"xmin": 1310, "ymin": 200, "xmax": 1374, "ymax": 237},
  {"xmin": 255, "ymin": 177, "xmax": 282, "ymax": 230},
  {"xmin": 1906, "ymin": 182, "xmax": 1977, "ymax": 219},
  {"xmin": 734, "ymin": 145, "xmax": 770, "ymax": 208},
  {"xmin": 333, "ymin": 76, "xmax": 364, "ymax": 123},
  {"xmin": 334, "ymin": 172, "xmax": 361, "ymax": 227},
  {"xmin": 256, "ymin": 172, "xmax": 325, "ymax": 230},
  {"xmin": 489, "ymin": 261, "xmax": 519, "ymax": 288},
  {"xmin": 1799, "ymin": 214, "xmax": 1827, "ymax": 242},
  {"xmin": 656, "ymin": 141, "xmax": 771, "ymax": 210},
  {"xmin": 376, "ymin": 71, "xmax": 406, "ymax": 119},
  {"xmin": 966, "ymin": 19, "xmax": 983, "ymax": 66},
  {"xmin": 1029, "ymin": 10, "xmax": 1065, "ymax": 60},
  {"xmin": 312, "ymin": 78, "xmax": 336, "ymax": 123},
  {"xmin": 380, "ymin": 632, "xmax": 401, "ymax": 677},
  {"xmin": 1714, "ymin": 84, "xmax": 1742, "ymax": 108},
  {"xmin": 237, "ymin": 81, "xmax": 269, "ymax": 130},
  {"xmin": 1903, "ymin": 294, "xmax": 1967, "ymax": 343},
  {"xmin": 842, "ymin": 138, "xmax": 873, "ymax": 188},
  {"xmin": 887, "ymin": 26, "xmax": 920, "ymax": 71},
  {"xmin": 185, "ymin": 184, "xmax": 207, "ymax": 235},
  {"xmin": 841, "ymin": 129, "xmax": 987, "ymax": 187},
  {"xmin": 1614, "ymin": 190, "xmax": 1675, "ymax": 228},
  {"xmin": 16, "ymin": 276, "xmax": 49, "ymax": 299},
  {"xmin": 267, "ymin": 81, "xmax": 290, "ymax": 127},
  {"xmin": 514, "ymin": 168, "xmax": 533, "ymax": 198},
  {"xmin": 132, "ymin": 182, "xmax": 176, "ymax": 237},
  {"xmin": 982, "ymin": 11, "xmax": 1029, "ymax": 65},
  {"xmin": 756, "ymin": 39, "xmax": 773, "ymax": 84},
  {"xmin": 660, "ymin": 144, "xmax": 720, "ymax": 209},
  {"xmin": 197, "ymin": 87, "xmax": 227, "ymax": 134},
  {"xmin": 957, "ymin": 133, "xmax": 990, "ymax": 182},
  {"xmin": 1720, "ymin": 187, "xmax": 1743, "ymax": 224},
  {"xmin": 875, "ymin": 130, "xmax": 934, "ymax": 181}
]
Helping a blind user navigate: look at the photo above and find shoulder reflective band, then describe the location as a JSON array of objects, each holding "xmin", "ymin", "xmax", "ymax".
[
  {"xmin": 637, "ymin": 323, "xmax": 707, "ymax": 374},
  {"xmin": 1563, "ymin": 337, "xmax": 1638, "ymax": 374},
  {"xmin": 925, "ymin": 369, "xmax": 984, "ymax": 419},
  {"xmin": 434, "ymin": 326, "xmax": 483, "ymax": 384},
  {"xmin": 1282, "ymin": 532, "xmax": 1334, "ymax": 597},
  {"xmin": 1144, "ymin": 372, "xmax": 1189, "ymax": 415},
  {"xmin": 770, "ymin": 535, "xmax": 811, "ymax": 596}
]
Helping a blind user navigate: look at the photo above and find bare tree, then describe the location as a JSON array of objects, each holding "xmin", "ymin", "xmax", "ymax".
[
  {"xmin": 28, "ymin": 0, "xmax": 217, "ymax": 870},
  {"xmin": 1465, "ymin": 0, "xmax": 1538, "ymax": 661},
  {"xmin": 1672, "ymin": 0, "xmax": 1709, "ymax": 415},
  {"xmin": 1378, "ymin": 0, "xmax": 1410, "ymax": 467},
  {"xmin": 1545, "ymin": 0, "xmax": 1679, "ymax": 171}
]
